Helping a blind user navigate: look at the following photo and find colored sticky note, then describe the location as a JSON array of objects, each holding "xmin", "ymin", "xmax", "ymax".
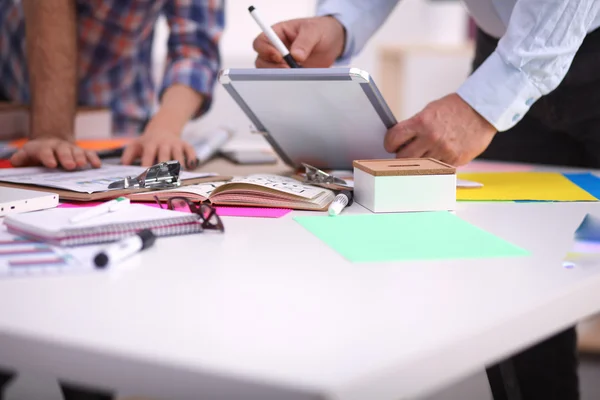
[
  {"xmin": 214, "ymin": 207, "xmax": 291, "ymax": 218},
  {"xmin": 294, "ymin": 212, "xmax": 529, "ymax": 263},
  {"xmin": 456, "ymin": 172, "xmax": 597, "ymax": 201},
  {"xmin": 564, "ymin": 173, "xmax": 600, "ymax": 200}
]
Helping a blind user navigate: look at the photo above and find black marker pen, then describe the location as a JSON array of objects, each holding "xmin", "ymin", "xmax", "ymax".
[
  {"xmin": 249, "ymin": 5, "xmax": 301, "ymax": 68},
  {"xmin": 93, "ymin": 229, "xmax": 156, "ymax": 268}
]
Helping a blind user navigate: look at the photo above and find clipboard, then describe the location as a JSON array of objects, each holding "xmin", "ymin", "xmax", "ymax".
[{"xmin": 0, "ymin": 161, "xmax": 231, "ymax": 202}]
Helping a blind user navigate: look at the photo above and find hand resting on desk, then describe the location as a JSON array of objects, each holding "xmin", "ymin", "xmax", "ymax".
[
  {"xmin": 121, "ymin": 84, "xmax": 200, "ymax": 170},
  {"xmin": 10, "ymin": 138, "xmax": 102, "ymax": 170}
]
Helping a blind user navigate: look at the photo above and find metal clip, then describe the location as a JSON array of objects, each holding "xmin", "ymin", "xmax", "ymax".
[
  {"xmin": 301, "ymin": 163, "xmax": 353, "ymax": 190},
  {"xmin": 108, "ymin": 161, "xmax": 182, "ymax": 190}
]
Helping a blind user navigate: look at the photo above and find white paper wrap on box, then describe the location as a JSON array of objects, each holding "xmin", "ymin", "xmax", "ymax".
[{"xmin": 353, "ymin": 158, "xmax": 456, "ymax": 213}]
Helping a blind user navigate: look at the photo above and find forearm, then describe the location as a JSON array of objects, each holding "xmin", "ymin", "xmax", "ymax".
[
  {"xmin": 457, "ymin": 0, "xmax": 600, "ymax": 131},
  {"xmin": 23, "ymin": 0, "xmax": 77, "ymax": 140},
  {"xmin": 147, "ymin": 84, "xmax": 204, "ymax": 135}
]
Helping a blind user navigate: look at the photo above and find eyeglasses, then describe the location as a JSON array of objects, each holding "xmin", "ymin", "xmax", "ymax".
[{"xmin": 154, "ymin": 196, "xmax": 225, "ymax": 232}]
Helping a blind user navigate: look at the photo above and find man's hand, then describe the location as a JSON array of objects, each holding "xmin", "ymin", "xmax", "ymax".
[
  {"xmin": 120, "ymin": 129, "xmax": 196, "ymax": 169},
  {"xmin": 253, "ymin": 16, "xmax": 345, "ymax": 68},
  {"xmin": 383, "ymin": 94, "xmax": 497, "ymax": 166},
  {"xmin": 10, "ymin": 138, "xmax": 101, "ymax": 169}
]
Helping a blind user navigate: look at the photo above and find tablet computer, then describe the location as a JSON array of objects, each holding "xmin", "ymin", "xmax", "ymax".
[{"xmin": 218, "ymin": 68, "xmax": 397, "ymax": 170}]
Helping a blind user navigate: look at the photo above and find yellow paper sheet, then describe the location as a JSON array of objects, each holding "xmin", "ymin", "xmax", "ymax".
[{"xmin": 457, "ymin": 172, "xmax": 597, "ymax": 201}]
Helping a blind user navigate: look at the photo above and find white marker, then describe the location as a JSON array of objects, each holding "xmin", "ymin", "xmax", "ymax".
[
  {"xmin": 328, "ymin": 190, "xmax": 353, "ymax": 216},
  {"xmin": 69, "ymin": 197, "xmax": 131, "ymax": 224},
  {"xmin": 456, "ymin": 179, "xmax": 484, "ymax": 188},
  {"xmin": 248, "ymin": 5, "xmax": 301, "ymax": 68},
  {"xmin": 93, "ymin": 229, "xmax": 156, "ymax": 268},
  {"xmin": 194, "ymin": 127, "xmax": 232, "ymax": 166}
]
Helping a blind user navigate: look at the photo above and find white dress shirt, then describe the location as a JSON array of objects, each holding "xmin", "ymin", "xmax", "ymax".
[{"xmin": 316, "ymin": 0, "xmax": 600, "ymax": 131}]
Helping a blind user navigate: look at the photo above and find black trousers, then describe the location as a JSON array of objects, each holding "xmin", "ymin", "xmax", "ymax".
[
  {"xmin": 474, "ymin": 26, "xmax": 600, "ymax": 400},
  {"xmin": 0, "ymin": 369, "xmax": 113, "ymax": 400}
]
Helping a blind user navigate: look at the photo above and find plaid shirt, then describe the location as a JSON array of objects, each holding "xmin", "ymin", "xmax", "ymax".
[{"xmin": 0, "ymin": 0, "xmax": 224, "ymax": 136}]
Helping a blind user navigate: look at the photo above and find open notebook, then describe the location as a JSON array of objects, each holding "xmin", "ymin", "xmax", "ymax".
[
  {"xmin": 128, "ymin": 174, "xmax": 336, "ymax": 211},
  {"xmin": 3, "ymin": 204, "xmax": 203, "ymax": 246}
]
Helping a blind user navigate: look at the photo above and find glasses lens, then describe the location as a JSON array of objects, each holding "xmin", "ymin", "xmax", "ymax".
[
  {"xmin": 170, "ymin": 198, "xmax": 191, "ymax": 213},
  {"xmin": 200, "ymin": 205, "xmax": 223, "ymax": 230}
]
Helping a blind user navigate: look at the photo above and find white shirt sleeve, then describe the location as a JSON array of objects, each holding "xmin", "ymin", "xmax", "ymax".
[
  {"xmin": 457, "ymin": 0, "xmax": 600, "ymax": 131},
  {"xmin": 315, "ymin": 0, "xmax": 401, "ymax": 63}
]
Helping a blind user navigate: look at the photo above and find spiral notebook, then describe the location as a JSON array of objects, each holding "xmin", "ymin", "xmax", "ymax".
[{"xmin": 3, "ymin": 204, "xmax": 203, "ymax": 246}]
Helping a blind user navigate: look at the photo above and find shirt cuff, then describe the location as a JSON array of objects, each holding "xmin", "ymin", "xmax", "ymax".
[
  {"xmin": 456, "ymin": 51, "xmax": 543, "ymax": 132},
  {"xmin": 315, "ymin": 1, "xmax": 356, "ymax": 64},
  {"xmin": 160, "ymin": 58, "xmax": 219, "ymax": 118}
]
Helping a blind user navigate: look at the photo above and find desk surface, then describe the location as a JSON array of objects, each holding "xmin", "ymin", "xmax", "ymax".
[{"xmin": 1, "ymin": 156, "xmax": 600, "ymax": 400}]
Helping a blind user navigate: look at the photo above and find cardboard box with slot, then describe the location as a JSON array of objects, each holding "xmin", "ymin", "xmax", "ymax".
[{"xmin": 353, "ymin": 158, "xmax": 456, "ymax": 213}]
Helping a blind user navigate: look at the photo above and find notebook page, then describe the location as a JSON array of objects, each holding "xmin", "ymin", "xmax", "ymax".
[
  {"xmin": 147, "ymin": 181, "xmax": 226, "ymax": 200},
  {"xmin": 217, "ymin": 174, "xmax": 330, "ymax": 199},
  {"xmin": 4, "ymin": 204, "xmax": 198, "ymax": 237}
]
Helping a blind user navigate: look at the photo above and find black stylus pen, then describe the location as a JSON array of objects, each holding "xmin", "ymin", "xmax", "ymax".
[{"xmin": 248, "ymin": 5, "xmax": 301, "ymax": 68}]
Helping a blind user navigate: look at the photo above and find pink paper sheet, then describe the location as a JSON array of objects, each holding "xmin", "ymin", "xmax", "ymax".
[
  {"xmin": 59, "ymin": 202, "xmax": 291, "ymax": 218},
  {"xmin": 58, "ymin": 202, "xmax": 103, "ymax": 208},
  {"xmin": 458, "ymin": 161, "xmax": 534, "ymax": 172},
  {"xmin": 59, "ymin": 202, "xmax": 162, "ymax": 209},
  {"xmin": 214, "ymin": 207, "xmax": 291, "ymax": 218}
]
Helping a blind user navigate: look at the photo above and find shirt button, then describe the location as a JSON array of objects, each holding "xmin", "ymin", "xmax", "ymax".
[
  {"xmin": 512, "ymin": 113, "xmax": 521, "ymax": 122},
  {"xmin": 525, "ymin": 98, "xmax": 534, "ymax": 106}
]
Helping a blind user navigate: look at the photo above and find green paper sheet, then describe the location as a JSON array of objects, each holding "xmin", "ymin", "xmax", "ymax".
[{"xmin": 294, "ymin": 212, "xmax": 529, "ymax": 263}]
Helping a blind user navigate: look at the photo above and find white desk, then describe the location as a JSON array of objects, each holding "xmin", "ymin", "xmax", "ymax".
[{"xmin": 1, "ymin": 160, "xmax": 600, "ymax": 400}]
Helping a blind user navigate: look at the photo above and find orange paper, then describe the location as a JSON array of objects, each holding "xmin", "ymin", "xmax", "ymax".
[{"xmin": 9, "ymin": 138, "xmax": 130, "ymax": 151}]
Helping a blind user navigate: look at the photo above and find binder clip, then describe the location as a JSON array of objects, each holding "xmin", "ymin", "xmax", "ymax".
[
  {"xmin": 301, "ymin": 163, "xmax": 353, "ymax": 190},
  {"xmin": 108, "ymin": 160, "xmax": 182, "ymax": 190}
]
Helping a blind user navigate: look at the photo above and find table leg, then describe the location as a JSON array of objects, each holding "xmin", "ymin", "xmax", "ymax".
[
  {"xmin": 486, "ymin": 360, "xmax": 522, "ymax": 400},
  {"xmin": 60, "ymin": 383, "xmax": 114, "ymax": 400},
  {"xmin": 0, "ymin": 370, "xmax": 15, "ymax": 400},
  {"xmin": 486, "ymin": 328, "xmax": 579, "ymax": 400}
]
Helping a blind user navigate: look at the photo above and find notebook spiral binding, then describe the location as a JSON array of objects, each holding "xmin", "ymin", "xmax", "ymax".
[{"xmin": 57, "ymin": 215, "xmax": 203, "ymax": 246}]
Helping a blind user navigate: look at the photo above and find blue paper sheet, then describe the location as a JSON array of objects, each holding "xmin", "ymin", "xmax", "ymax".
[{"xmin": 564, "ymin": 173, "xmax": 600, "ymax": 200}]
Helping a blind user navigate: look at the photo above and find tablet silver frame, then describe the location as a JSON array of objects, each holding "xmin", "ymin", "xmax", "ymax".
[{"xmin": 218, "ymin": 67, "xmax": 397, "ymax": 169}]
